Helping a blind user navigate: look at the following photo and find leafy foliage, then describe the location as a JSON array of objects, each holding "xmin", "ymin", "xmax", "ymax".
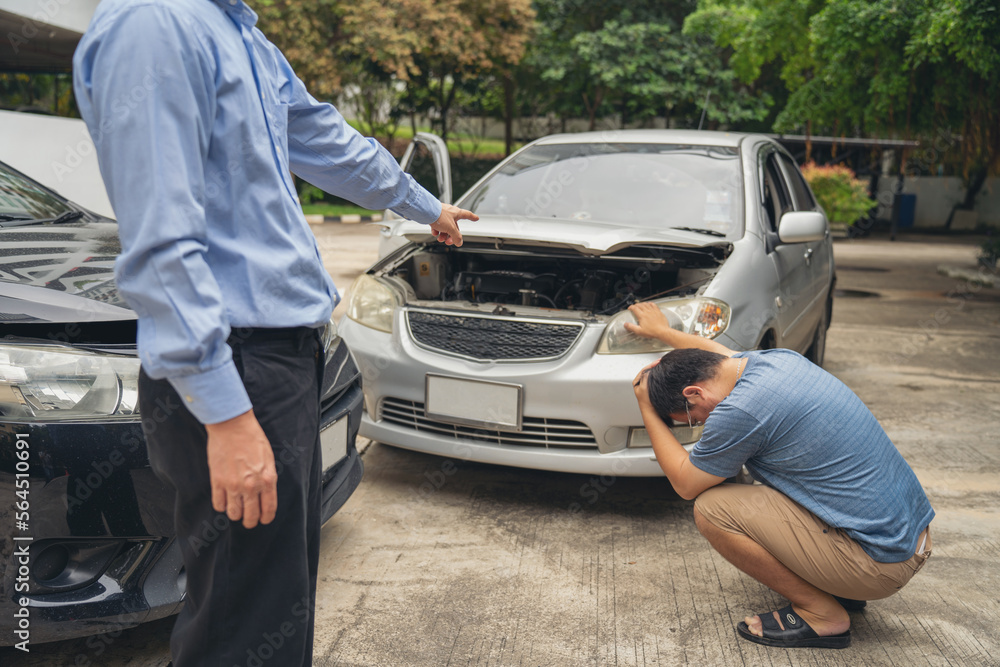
[
  {"xmin": 800, "ymin": 162, "xmax": 873, "ymax": 226},
  {"xmin": 686, "ymin": 0, "xmax": 1000, "ymax": 177},
  {"xmin": 528, "ymin": 1, "xmax": 769, "ymax": 130},
  {"xmin": 686, "ymin": 0, "xmax": 1000, "ymax": 227},
  {"xmin": 257, "ymin": 0, "xmax": 535, "ymax": 141}
]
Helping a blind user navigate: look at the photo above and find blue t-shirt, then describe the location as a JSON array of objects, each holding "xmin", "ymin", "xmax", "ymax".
[{"xmin": 690, "ymin": 348, "xmax": 934, "ymax": 563}]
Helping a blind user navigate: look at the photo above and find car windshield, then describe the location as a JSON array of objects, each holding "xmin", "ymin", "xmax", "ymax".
[
  {"xmin": 461, "ymin": 143, "xmax": 743, "ymax": 238},
  {"xmin": 0, "ymin": 162, "xmax": 75, "ymax": 221}
]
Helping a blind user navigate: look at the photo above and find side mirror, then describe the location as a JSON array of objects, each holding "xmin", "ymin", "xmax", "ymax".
[{"xmin": 777, "ymin": 211, "xmax": 827, "ymax": 244}]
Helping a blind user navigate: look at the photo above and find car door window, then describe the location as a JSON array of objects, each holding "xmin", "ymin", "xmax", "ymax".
[
  {"xmin": 778, "ymin": 154, "xmax": 816, "ymax": 211},
  {"xmin": 761, "ymin": 153, "xmax": 791, "ymax": 233},
  {"xmin": 407, "ymin": 143, "xmax": 444, "ymax": 201}
]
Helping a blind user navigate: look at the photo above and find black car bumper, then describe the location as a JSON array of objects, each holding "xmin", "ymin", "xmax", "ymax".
[{"xmin": 0, "ymin": 365, "xmax": 363, "ymax": 646}]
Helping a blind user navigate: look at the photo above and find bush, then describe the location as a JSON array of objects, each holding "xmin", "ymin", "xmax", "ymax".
[{"xmin": 799, "ymin": 162, "xmax": 874, "ymax": 226}]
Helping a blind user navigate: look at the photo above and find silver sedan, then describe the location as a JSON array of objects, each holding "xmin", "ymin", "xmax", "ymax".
[{"xmin": 339, "ymin": 130, "xmax": 834, "ymax": 476}]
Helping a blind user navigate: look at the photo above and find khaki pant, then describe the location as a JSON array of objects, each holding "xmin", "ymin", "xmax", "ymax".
[{"xmin": 695, "ymin": 484, "xmax": 932, "ymax": 600}]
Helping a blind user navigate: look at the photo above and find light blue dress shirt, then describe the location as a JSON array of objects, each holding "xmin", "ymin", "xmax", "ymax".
[{"xmin": 73, "ymin": 0, "xmax": 442, "ymax": 424}]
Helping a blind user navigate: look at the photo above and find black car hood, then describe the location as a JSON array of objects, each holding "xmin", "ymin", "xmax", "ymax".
[{"xmin": 0, "ymin": 221, "xmax": 135, "ymax": 323}]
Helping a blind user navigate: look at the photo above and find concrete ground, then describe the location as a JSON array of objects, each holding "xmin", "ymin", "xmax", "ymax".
[{"xmin": 4, "ymin": 228, "xmax": 998, "ymax": 666}]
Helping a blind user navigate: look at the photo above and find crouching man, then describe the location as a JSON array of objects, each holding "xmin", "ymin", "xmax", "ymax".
[{"xmin": 625, "ymin": 302, "xmax": 934, "ymax": 649}]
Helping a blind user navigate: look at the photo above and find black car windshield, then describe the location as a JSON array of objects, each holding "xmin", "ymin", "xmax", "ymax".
[
  {"xmin": 0, "ymin": 162, "xmax": 76, "ymax": 221},
  {"xmin": 461, "ymin": 143, "xmax": 743, "ymax": 238}
]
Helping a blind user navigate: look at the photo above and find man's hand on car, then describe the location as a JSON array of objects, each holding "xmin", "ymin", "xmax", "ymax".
[
  {"xmin": 429, "ymin": 203, "xmax": 479, "ymax": 247},
  {"xmin": 205, "ymin": 410, "xmax": 279, "ymax": 529},
  {"xmin": 625, "ymin": 302, "xmax": 674, "ymax": 341}
]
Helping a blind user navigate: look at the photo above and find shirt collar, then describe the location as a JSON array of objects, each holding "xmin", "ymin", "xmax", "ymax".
[{"xmin": 210, "ymin": 0, "xmax": 258, "ymax": 27}]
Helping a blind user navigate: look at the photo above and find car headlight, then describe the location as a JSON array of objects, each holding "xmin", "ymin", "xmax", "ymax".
[
  {"xmin": 345, "ymin": 274, "xmax": 401, "ymax": 333},
  {"xmin": 596, "ymin": 297, "xmax": 731, "ymax": 354},
  {"xmin": 322, "ymin": 315, "xmax": 340, "ymax": 357},
  {"xmin": 0, "ymin": 344, "xmax": 139, "ymax": 422}
]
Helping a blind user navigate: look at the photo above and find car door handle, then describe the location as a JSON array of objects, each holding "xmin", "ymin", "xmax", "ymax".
[{"xmin": 804, "ymin": 247, "xmax": 814, "ymax": 265}]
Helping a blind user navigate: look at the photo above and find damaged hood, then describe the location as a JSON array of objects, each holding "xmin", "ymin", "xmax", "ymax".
[
  {"xmin": 396, "ymin": 215, "xmax": 730, "ymax": 255},
  {"xmin": 0, "ymin": 221, "xmax": 134, "ymax": 323}
]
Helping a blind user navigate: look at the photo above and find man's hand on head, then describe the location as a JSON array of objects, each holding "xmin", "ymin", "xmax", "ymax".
[
  {"xmin": 205, "ymin": 410, "xmax": 278, "ymax": 529},
  {"xmin": 429, "ymin": 203, "xmax": 479, "ymax": 247},
  {"xmin": 632, "ymin": 358, "xmax": 660, "ymax": 407}
]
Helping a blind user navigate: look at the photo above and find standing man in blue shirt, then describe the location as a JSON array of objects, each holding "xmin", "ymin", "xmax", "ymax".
[
  {"xmin": 73, "ymin": 1, "xmax": 476, "ymax": 664},
  {"xmin": 625, "ymin": 302, "xmax": 934, "ymax": 650}
]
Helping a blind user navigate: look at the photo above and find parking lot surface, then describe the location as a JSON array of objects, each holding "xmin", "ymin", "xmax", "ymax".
[{"xmin": 4, "ymin": 226, "xmax": 998, "ymax": 666}]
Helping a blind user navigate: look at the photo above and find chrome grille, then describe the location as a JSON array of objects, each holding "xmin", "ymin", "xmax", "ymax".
[
  {"xmin": 379, "ymin": 397, "xmax": 597, "ymax": 449},
  {"xmin": 406, "ymin": 310, "xmax": 583, "ymax": 361}
]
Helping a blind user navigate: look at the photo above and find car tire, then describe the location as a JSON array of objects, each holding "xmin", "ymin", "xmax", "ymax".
[{"xmin": 806, "ymin": 298, "xmax": 831, "ymax": 367}]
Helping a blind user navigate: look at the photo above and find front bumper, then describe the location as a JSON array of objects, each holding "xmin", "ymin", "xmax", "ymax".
[
  {"xmin": 341, "ymin": 310, "xmax": 698, "ymax": 477},
  {"xmin": 0, "ymin": 363, "xmax": 364, "ymax": 646}
]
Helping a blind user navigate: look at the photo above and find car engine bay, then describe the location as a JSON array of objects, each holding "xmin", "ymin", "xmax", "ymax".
[{"xmin": 380, "ymin": 242, "xmax": 730, "ymax": 316}]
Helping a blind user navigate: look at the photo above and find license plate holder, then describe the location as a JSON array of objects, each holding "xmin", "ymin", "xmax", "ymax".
[
  {"xmin": 320, "ymin": 415, "xmax": 349, "ymax": 469},
  {"xmin": 424, "ymin": 374, "xmax": 523, "ymax": 432}
]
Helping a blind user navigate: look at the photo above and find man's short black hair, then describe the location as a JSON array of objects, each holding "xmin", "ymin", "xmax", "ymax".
[{"xmin": 646, "ymin": 348, "xmax": 729, "ymax": 423}]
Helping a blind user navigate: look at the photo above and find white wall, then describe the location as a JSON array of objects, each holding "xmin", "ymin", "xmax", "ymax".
[
  {"xmin": 0, "ymin": 109, "xmax": 114, "ymax": 218},
  {"xmin": 874, "ymin": 176, "xmax": 1000, "ymax": 229}
]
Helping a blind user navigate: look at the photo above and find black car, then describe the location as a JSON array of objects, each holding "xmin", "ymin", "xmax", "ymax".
[{"xmin": 0, "ymin": 160, "xmax": 364, "ymax": 646}]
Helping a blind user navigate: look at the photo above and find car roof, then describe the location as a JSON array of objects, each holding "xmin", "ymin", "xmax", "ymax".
[{"xmin": 530, "ymin": 129, "xmax": 760, "ymax": 149}]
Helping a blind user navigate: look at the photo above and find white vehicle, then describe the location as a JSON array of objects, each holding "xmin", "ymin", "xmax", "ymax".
[{"xmin": 340, "ymin": 130, "xmax": 834, "ymax": 476}]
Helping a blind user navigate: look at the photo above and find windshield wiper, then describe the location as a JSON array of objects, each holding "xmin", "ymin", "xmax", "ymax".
[
  {"xmin": 0, "ymin": 210, "xmax": 86, "ymax": 229},
  {"xmin": 33, "ymin": 210, "xmax": 87, "ymax": 224},
  {"xmin": 668, "ymin": 226, "xmax": 727, "ymax": 238}
]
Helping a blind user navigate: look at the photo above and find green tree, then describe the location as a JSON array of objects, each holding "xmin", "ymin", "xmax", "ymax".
[
  {"xmin": 527, "ymin": 1, "xmax": 768, "ymax": 131},
  {"xmin": 255, "ymin": 0, "xmax": 347, "ymax": 100},
  {"xmin": 686, "ymin": 0, "xmax": 1000, "ymax": 221},
  {"xmin": 257, "ymin": 0, "xmax": 535, "ymax": 144},
  {"xmin": 342, "ymin": 0, "xmax": 535, "ymax": 142},
  {"xmin": 910, "ymin": 0, "xmax": 1000, "ymax": 222}
]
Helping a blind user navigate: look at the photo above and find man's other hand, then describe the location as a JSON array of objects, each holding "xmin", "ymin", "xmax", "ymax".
[
  {"xmin": 205, "ymin": 410, "xmax": 278, "ymax": 529},
  {"xmin": 430, "ymin": 203, "xmax": 479, "ymax": 247},
  {"xmin": 625, "ymin": 302, "xmax": 673, "ymax": 341},
  {"xmin": 632, "ymin": 358, "xmax": 660, "ymax": 407}
]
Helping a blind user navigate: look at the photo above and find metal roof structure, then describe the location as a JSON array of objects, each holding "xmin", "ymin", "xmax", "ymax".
[{"xmin": 0, "ymin": 0, "xmax": 100, "ymax": 73}]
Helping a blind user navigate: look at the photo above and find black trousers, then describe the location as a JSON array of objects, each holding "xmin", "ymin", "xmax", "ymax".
[{"xmin": 139, "ymin": 328, "xmax": 323, "ymax": 667}]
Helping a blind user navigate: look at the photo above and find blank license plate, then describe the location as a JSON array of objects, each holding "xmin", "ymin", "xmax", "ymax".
[
  {"xmin": 425, "ymin": 374, "xmax": 523, "ymax": 431},
  {"xmin": 320, "ymin": 416, "xmax": 349, "ymax": 469}
]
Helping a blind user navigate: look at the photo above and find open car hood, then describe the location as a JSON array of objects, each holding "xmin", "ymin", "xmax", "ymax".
[{"xmin": 396, "ymin": 215, "xmax": 730, "ymax": 255}]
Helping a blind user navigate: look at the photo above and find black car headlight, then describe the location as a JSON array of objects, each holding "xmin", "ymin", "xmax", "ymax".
[{"xmin": 0, "ymin": 343, "xmax": 139, "ymax": 422}]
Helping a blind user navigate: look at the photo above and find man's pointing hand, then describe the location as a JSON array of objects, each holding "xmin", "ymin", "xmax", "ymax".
[{"xmin": 429, "ymin": 203, "xmax": 478, "ymax": 247}]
